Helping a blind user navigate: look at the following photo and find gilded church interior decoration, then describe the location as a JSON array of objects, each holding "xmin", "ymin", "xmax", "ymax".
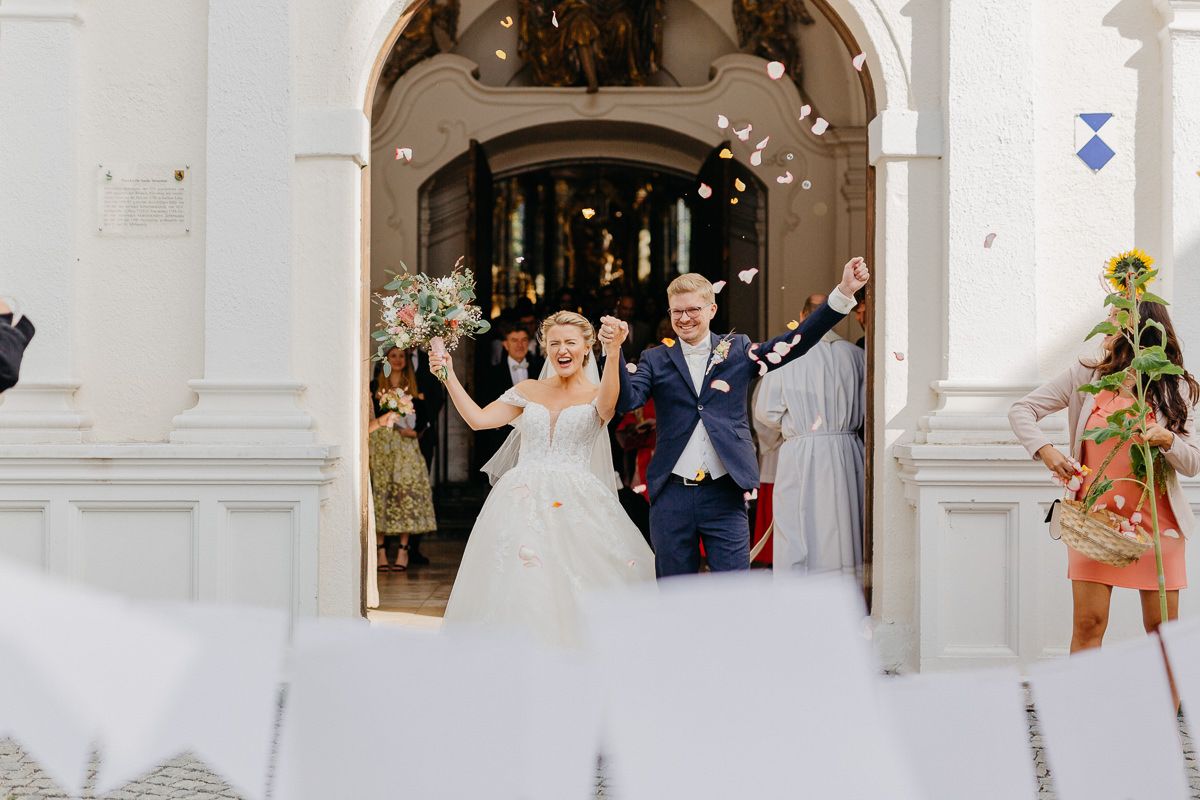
[
  {"xmin": 378, "ymin": 0, "xmax": 460, "ymax": 93},
  {"xmin": 517, "ymin": 0, "xmax": 664, "ymax": 92},
  {"xmin": 733, "ymin": 0, "xmax": 814, "ymax": 82}
]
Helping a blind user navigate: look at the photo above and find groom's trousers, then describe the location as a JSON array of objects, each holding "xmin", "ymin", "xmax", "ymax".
[{"xmin": 650, "ymin": 475, "xmax": 750, "ymax": 576}]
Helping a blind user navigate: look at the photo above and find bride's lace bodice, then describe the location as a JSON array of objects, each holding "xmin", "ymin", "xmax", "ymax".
[{"xmin": 500, "ymin": 387, "xmax": 601, "ymax": 470}]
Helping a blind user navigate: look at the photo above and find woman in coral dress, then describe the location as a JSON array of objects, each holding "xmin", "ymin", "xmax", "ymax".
[{"xmin": 1010, "ymin": 302, "xmax": 1200, "ymax": 653}]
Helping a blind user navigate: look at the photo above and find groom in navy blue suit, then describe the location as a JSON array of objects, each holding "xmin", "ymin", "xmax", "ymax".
[{"xmin": 600, "ymin": 257, "xmax": 870, "ymax": 577}]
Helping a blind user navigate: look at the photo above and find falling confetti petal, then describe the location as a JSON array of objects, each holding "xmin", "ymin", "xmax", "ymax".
[
  {"xmin": 744, "ymin": 489, "xmax": 758, "ymax": 502},
  {"xmin": 811, "ymin": 415, "xmax": 824, "ymax": 431},
  {"xmin": 852, "ymin": 53, "xmax": 866, "ymax": 71},
  {"xmin": 582, "ymin": 207, "xmax": 596, "ymax": 219},
  {"xmin": 801, "ymin": 179, "xmax": 812, "ymax": 190},
  {"xmin": 984, "ymin": 233, "xmax": 997, "ymax": 249},
  {"xmin": 395, "ymin": 147, "xmax": 413, "ymax": 162},
  {"xmin": 551, "ymin": 501, "xmax": 563, "ymax": 508},
  {"xmin": 777, "ymin": 171, "xmax": 794, "ymax": 184},
  {"xmin": 625, "ymin": 362, "xmax": 638, "ymax": 374},
  {"xmin": 750, "ymin": 150, "xmax": 763, "ymax": 167},
  {"xmin": 893, "ymin": 352, "xmax": 906, "ymax": 361},
  {"xmin": 501, "ymin": 15, "xmax": 514, "ymax": 27},
  {"xmin": 662, "ymin": 337, "xmax": 676, "ymax": 347},
  {"xmin": 719, "ymin": 148, "xmax": 734, "ymax": 159},
  {"xmin": 1093, "ymin": 503, "xmax": 1107, "ymax": 512},
  {"xmin": 511, "ymin": 484, "xmax": 531, "ymax": 500},
  {"xmin": 552, "ymin": 10, "xmax": 558, "ymax": 26},
  {"xmin": 755, "ymin": 136, "xmax": 770, "ymax": 151},
  {"xmin": 766, "ymin": 352, "xmax": 782, "ymax": 364},
  {"xmin": 799, "ymin": 104, "xmax": 812, "ymax": 120},
  {"xmin": 717, "ymin": 114, "xmax": 729, "ymax": 129},
  {"xmin": 772, "ymin": 341, "xmax": 791, "ymax": 355},
  {"xmin": 786, "ymin": 320, "xmax": 799, "ymax": 330},
  {"xmin": 1131, "ymin": 512, "xmax": 1144, "ymax": 524},
  {"xmin": 790, "ymin": 334, "xmax": 802, "ymax": 346},
  {"xmin": 711, "ymin": 379, "xmax": 731, "ymax": 393},
  {"xmin": 694, "ymin": 469, "xmax": 706, "ymax": 481},
  {"xmin": 734, "ymin": 178, "xmax": 746, "ymax": 192},
  {"xmin": 628, "ymin": 560, "xmax": 638, "ymax": 568},
  {"xmin": 734, "ymin": 124, "xmax": 752, "ymax": 141},
  {"xmin": 633, "ymin": 485, "xmax": 647, "ymax": 495},
  {"xmin": 729, "ymin": 197, "xmax": 739, "ymax": 205},
  {"xmin": 766, "ymin": 61, "xmax": 786, "ymax": 80},
  {"xmin": 496, "ymin": 49, "xmax": 508, "ymax": 60},
  {"xmin": 518, "ymin": 545, "xmax": 542, "ymax": 567},
  {"xmin": 1114, "ymin": 495, "xmax": 1126, "ymax": 510},
  {"xmin": 1066, "ymin": 476, "xmax": 1082, "ymax": 492},
  {"xmin": 697, "ymin": 183, "xmax": 713, "ymax": 199},
  {"xmin": 1165, "ymin": 528, "xmax": 1181, "ymax": 539},
  {"xmin": 812, "ymin": 118, "xmax": 830, "ymax": 135},
  {"xmin": 712, "ymin": 280, "xmax": 727, "ymax": 294},
  {"xmin": 738, "ymin": 268, "xmax": 759, "ymax": 283},
  {"xmin": 758, "ymin": 361, "xmax": 769, "ymax": 376}
]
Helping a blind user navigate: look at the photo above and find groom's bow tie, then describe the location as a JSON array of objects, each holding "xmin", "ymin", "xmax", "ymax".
[{"xmin": 680, "ymin": 341, "xmax": 710, "ymax": 357}]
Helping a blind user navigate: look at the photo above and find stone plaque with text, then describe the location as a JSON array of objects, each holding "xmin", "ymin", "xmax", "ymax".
[{"xmin": 97, "ymin": 163, "xmax": 191, "ymax": 236}]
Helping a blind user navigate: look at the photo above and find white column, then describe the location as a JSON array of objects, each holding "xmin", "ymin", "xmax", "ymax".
[
  {"xmin": 919, "ymin": 0, "xmax": 1040, "ymax": 443},
  {"xmin": 1157, "ymin": 0, "xmax": 1200, "ymax": 354},
  {"xmin": 0, "ymin": 0, "xmax": 92, "ymax": 442},
  {"xmin": 171, "ymin": 0, "xmax": 314, "ymax": 443}
]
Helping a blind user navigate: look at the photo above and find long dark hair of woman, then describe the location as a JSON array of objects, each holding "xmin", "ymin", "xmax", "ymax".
[{"xmin": 1083, "ymin": 301, "xmax": 1200, "ymax": 433}]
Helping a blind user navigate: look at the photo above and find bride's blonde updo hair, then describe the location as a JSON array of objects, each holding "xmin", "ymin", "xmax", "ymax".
[{"xmin": 539, "ymin": 311, "xmax": 596, "ymax": 364}]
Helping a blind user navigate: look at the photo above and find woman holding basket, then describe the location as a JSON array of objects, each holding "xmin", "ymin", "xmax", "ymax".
[{"xmin": 1009, "ymin": 301, "xmax": 1200, "ymax": 653}]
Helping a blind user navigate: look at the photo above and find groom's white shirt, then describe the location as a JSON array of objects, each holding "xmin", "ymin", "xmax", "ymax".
[
  {"xmin": 670, "ymin": 286, "xmax": 857, "ymax": 482},
  {"xmin": 672, "ymin": 338, "xmax": 729, "ymax": 480}
]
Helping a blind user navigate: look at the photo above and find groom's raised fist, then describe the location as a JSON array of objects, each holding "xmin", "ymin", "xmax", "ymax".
[{"xmin": 839, "ymin": 256, "xmax": 870, "ymax": 295}]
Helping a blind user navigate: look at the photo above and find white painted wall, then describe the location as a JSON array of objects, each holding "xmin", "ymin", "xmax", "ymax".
[{"xmin": 0, "ymin": 0, "xmax": 1196, "ymax": 669}]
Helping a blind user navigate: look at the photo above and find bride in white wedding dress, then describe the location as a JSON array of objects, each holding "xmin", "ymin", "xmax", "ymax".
[{"xmin": 429, "ymin": 311, "xmax": 655, "ymax": 648}]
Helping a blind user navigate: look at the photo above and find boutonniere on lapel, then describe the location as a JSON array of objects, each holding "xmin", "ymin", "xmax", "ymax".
[{"xmin": 706, "ymin": 333, "xmax": 735, "ymax": 375}]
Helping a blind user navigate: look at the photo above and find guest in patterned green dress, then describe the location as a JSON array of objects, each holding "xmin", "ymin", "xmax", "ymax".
[{"xmin": 369, "ymin": 347, "xmax": 437, "ymax": 571}]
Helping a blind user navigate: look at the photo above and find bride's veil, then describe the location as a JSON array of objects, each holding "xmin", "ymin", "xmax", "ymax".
[{"xmin": 480, "ymin": 352, "xmax": 621, "ymax": 494}]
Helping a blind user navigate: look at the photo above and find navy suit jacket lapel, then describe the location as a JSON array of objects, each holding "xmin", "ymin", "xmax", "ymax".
[{"xmin": 667, "ymin": 340, "xmax": 698, "ymax": 399}]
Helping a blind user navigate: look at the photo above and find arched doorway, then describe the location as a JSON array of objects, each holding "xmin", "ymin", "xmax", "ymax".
[{"xmin": 359, "ymin": 0, "xmax": 879, "ymax": 616}]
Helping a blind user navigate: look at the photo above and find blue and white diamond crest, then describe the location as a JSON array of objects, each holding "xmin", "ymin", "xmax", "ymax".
[{"xmin": 1075, "ymin": 113, "xmax": 1115, "ymax": 171}]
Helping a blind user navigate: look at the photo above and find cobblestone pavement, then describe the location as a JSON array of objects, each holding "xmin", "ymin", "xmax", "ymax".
[{"xmin": 0, "ymin": 708, "xmax": 1195, "ymax": 798}]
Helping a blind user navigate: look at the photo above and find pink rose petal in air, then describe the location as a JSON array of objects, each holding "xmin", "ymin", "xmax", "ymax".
[
  {"xmin": 734, "ymin": 124, "xmax": 752, "ymax": 141},
  {"xmin": 811, "ymin": 414, "xmax": 824, "ymax": 432},
  {"xmin": 712, "ymin": 280, "xmax": 727, "ymax": 294},
  {"xmin": 758, "ymin": 361, "xmax": 769, "ymax": 376},
  {"xmin": 633, "ymin": 484, "xmax": 647, "ymax": 495},
  {"xmin": 1113, "ymin": 495, "xmax": 1126, "ymax": 510},
  {"xmin": 738, "ymin": 268, "xmax": 759, "ymax": 283},
  {"xmin": 799, "ymin": 104, "xmax": 812, "ymax": 120},
  {"xmin": 756, "ymin": 136, "xmax": 770, "ymax": 151},
  {"xmin": 772, "ymin": 341, "xmax": 790, "ymax": 355},
  {"xmin": 395, "ymin": 147, "xmax": 413, "ymax": 162},
  {"xmin": 625, "ymin": 363, "xmax": 638, "ymax": 374},
  {"xmin": 790, "ymin": 334, "xmax": 802, "ymax": 346},
  {"xmin": 717, "ymin": 114, "xmax": 729, "ymax": 129},
  {"xmin": 893, "ymin": 352, "xmax": 906, "ymax": 361},
  {"xmin": 1066, "ymin": 476, "xmax": 1082, "ymax": 493},
  {"xmin": 1131, "ymin": 512, "xmax": 1144, "ymax": 524},
  {"xmin": 766, "ymin": 352, "xmax": 782, "ymax": 364},
  {"xmin": 711, "ymin": 379, "xmax": 731, "ymax": 393},
  {"xmin": 511, "ymin": 484, "xmax": 531, "ymax": 500},
  {"xmin": 518, "ymin": 545, "xmax": 542, "ymax": 567},
  {"xmin": 852, "ymin": 53, "xmax": 866, "ymax": 71},
  {"xmin": 750, "ymin": 151, "xmax": 762, "ymax": 167},
  {"xmin": 698, "ymin": 182, "xmax": 713, "ymax": 199},
  {"xmin": 984, "ymin": 233, "xmax": 997, "ymax": 249},
  {"xmin": 777, "ymin": 171, "xmax": 794, "ymax": 184},
  {"xmin": 1164, "ymin": 528, "xmax": 1181, "ymax": 539},
  {"xmin": 766, "ymin": 61, "xmax": 786, "ymax": 80},
  {"xmin": 500, "ymin": 15, "xmax": 514, "ymax": 27},
  {"xmin": 812, "ymin": 118, "xmax": 830, "ymax": 136},
  {"xmin": 552, "ymin": 10, "xmax": 558, "ymax": 26},
  {"xmin": 744, "ymin": 489, "xmax": 758, "ymax": 502}
]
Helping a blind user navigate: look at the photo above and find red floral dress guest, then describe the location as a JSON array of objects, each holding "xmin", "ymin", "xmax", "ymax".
[{"xmin": 616, "ymin": 399, "xmax": 656, "ymax": 498}]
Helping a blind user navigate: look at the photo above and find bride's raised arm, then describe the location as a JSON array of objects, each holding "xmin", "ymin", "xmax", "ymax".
[
  {"xmin": 595, "ymin": 316, "xmax": 628, "ymax": 423},
  {"xmin": 427, "ymin": 350, "xmax": 522, "ymax": 431}
]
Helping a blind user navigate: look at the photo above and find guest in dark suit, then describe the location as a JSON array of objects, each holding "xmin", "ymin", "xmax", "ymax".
[
  {"xmin": 405, "ymin": 348, "xmax": 444, "ymax": 566},
  {"xmin": 476, "ymin": 324, "xmax": 545, "ymax": 470},
  {"xmin": 604, "ymin": 257, "xmax": 871, "ymax": 577},
  {"xmin": 0, "ymin": 297, "xmax": 34, "ymax": 393}
]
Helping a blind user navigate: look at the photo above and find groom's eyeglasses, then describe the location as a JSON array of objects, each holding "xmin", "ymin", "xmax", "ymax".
[{"xmin": 669, "ymin": 307, "xmax": 706, "ymax": 320}]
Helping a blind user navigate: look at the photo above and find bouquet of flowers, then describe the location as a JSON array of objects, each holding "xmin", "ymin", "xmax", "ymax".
[
  {"xmin": 372, "ymin": 260, "xmax": 491, "ymax": 381},
  {"xmin": 375, "ymin": 386, "xmax": 415, "ymax": 418}
]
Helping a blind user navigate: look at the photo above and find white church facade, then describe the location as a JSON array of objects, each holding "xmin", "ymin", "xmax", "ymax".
[{"xmin": 1, "ymin": 0, "xmax": 1198, "ymax": 672}]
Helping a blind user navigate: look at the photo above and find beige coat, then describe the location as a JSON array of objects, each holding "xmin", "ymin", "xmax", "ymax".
[{"xmin": 1008, "ymin": 361, "xmax": 1200, "ymax": 538}]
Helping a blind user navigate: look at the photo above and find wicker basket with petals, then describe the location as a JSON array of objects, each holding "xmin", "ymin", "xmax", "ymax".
[{"xmin": 1053, "ymin": 497, "xmax": 1152, "ymax": 568}]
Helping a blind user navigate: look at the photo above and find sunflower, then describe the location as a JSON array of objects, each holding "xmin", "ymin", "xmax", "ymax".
[{"xmin": 1104, "ymin": 249, "xmax": 1155, "ymax": 295}]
